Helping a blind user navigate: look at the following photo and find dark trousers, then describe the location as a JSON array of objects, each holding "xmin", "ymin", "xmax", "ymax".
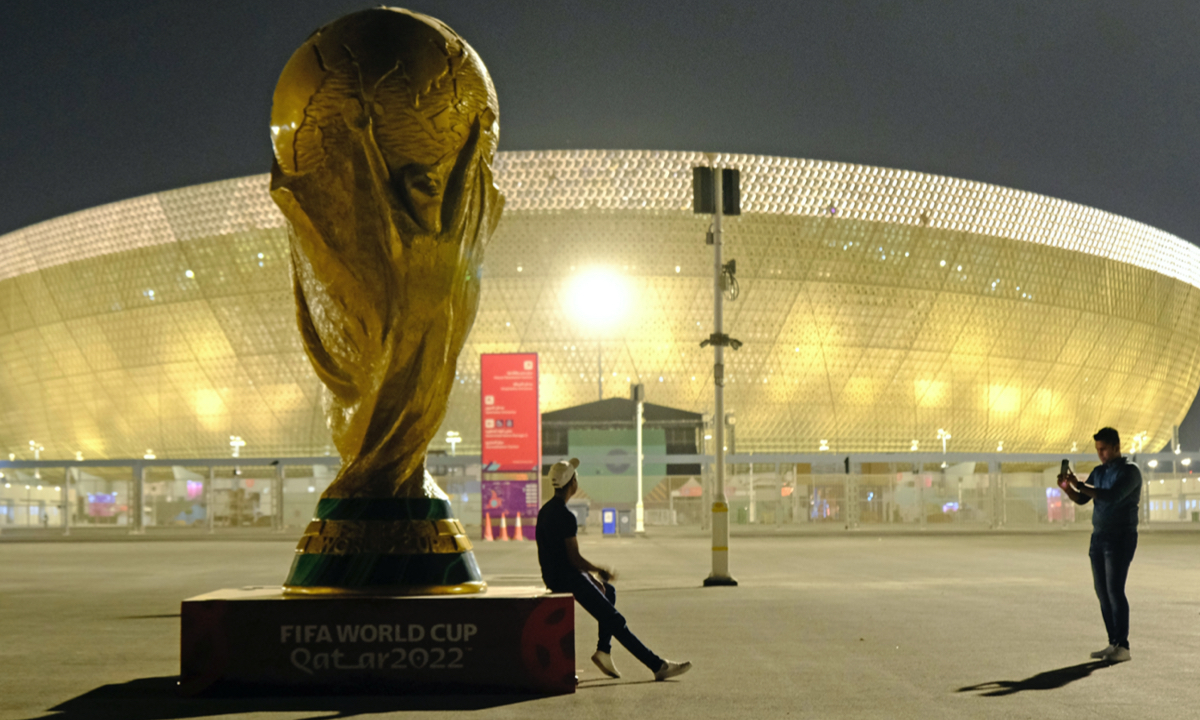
[
  {"xmin": 549, "ymin": 572, "xmax": 664, "ymax": 671},
  {"xmin": 1089, "ymin": 532, "xmax": 1137, "ymax": 649}
]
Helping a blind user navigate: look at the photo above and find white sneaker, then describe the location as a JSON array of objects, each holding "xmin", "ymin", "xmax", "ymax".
[
  {"xmin": 1107, "ymin": 646, "xmax": 1131, "ymax": 663},
  {"xmin": 591, "ymin": 650, "xmax": 621, "ymax": 678},
  {"xmin": 654, "ymin": 659, "xmax": 692, "ymax": 681},
  {"xmin": 1090, "ymin": 644, "xmax": 1115, "ymax": 659}
]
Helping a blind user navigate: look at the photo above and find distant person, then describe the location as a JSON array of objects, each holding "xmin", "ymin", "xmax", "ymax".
[
  {"xmin": 536, "ymin": 458, "xmax": 691, "ymax": 682},
  {"xmin": 1058, "ymin": 427, "xmax": 1142, "ymax": 663}
]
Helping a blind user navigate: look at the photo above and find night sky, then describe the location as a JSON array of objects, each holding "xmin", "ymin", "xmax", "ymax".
[{"xmin": 3, "ymin": 0, "xmax": 1199, "ymax": 442}]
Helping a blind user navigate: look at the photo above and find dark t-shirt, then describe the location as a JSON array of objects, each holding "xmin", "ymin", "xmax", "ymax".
[
  {"xmin": 536, "ymin": 496, "xmax": 577, "ymax": 587},
  {"xmin": 1081, "ymin": 457, "xmax": 1141, "ymax": 537}
]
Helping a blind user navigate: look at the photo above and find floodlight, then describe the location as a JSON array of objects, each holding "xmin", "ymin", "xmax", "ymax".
[{"xmin": 564, "ymin": 267, "xmax": 630, "ymax": 332}]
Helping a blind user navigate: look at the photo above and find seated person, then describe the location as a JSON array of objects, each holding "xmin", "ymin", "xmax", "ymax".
[{"xmin": 536, "ymin": 458, "xmax": 691, "ymax": 681}]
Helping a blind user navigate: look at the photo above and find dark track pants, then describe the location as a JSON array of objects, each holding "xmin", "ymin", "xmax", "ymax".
[
  {"xmin": 550, "ymin": 572, "xmax": 664, "ymax": 670},
  {"xmin": 1089, "ymin": 532, "xmax": 1137, "ymax": 650}
]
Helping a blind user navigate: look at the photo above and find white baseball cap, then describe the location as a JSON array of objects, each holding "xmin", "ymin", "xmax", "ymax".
[{"xmin": 548, "ymin": 458, "xmax": 581, "ymax": 488}]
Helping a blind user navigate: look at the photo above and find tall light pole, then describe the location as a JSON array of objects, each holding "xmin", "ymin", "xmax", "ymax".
[
  {"xmin": 29, "ymin": 441, "xmax": 43, "ymax": 480},
  {"xmin": 695, "ymin": 161, "xmax": 741, "ymax": 587},
  {"xmin": 633, "ymin": 383, "xmax": 646, "ymax": 534},
  {"xmin": 937, "ymin": 428, "xmax": 951, "ymax": 468},
  {"xmin": 62, "ymin": 467, "xmax": 73, "ymax": 536}
]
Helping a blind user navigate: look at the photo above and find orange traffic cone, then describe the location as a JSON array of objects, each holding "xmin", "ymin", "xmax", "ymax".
[
  {"xmin": 514, "ymin": 513, "xmax": 524, "ymax": 541},
  {"xmin": 498, "ymin": 512, "xmax": 509, "ymax": 541},
  {"xmin": 483, "ymin": 513, "xmax": 493, "ymax": 541}
]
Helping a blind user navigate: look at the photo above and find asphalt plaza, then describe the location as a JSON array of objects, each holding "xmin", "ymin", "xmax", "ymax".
[{"xmin": 2, "ymin": 526, "xmax": 1198, "ymax": 719}]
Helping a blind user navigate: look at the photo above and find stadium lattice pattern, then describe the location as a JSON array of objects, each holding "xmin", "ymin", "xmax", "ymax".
[{"xmin": 2, "ymin": 150, "xmax": 1198, "ymax": 458}]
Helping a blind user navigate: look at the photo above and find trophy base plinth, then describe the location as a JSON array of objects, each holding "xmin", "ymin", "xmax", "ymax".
[{"xmin": 179, "ymin": 586, "xmax": 575, "ymax": 697}]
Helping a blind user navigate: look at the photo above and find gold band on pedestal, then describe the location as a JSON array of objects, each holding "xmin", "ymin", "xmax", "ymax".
[{"xmin": 281, "ymin": 582, "xmax": 488, "ymax": 597}]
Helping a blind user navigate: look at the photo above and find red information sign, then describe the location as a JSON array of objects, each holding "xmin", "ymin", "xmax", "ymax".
[{"xmin": 481, "ymin": 353, "xmax": 541, "ymax": 472}]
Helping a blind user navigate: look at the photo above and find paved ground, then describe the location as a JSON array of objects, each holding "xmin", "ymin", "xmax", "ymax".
[{"xmin": 1, "ymin": 526, "xmax": 1198, "ymax": 719}]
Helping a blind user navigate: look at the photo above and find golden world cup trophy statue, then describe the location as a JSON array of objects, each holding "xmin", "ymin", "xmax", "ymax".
[{"xmin": 269, "ymin": 8, "xmax": 503, "ymax": 595}]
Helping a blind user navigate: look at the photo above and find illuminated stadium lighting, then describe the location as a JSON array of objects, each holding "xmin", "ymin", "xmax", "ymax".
[
  {"xmin": 565, "ymin": 267, "xmax": 630, "ymax": 332},
  {"xmin": 1183, "ymin": 458, "xmax": 1192, "ymax": 467},
  {"xmin": 1148, "ymin": 460, "xmax": 1159, "ymax": 468},
  {"xmin": 1130, "ymin": 432, "xmax": 1149, "ymax": 453}
]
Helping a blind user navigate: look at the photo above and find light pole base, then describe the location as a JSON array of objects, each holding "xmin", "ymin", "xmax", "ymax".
[{"xmin": 703, "ymin": 575, "xmax": 738, "ymax": 587}]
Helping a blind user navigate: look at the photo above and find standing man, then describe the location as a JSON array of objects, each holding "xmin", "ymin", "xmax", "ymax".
[
  {"xmin": 537, "ymin": 458, "xmax": 691, "ymax": 681},
  {"xmin": 1059, "ymin": 427, "xmax": 1142, "ymax": 663}
]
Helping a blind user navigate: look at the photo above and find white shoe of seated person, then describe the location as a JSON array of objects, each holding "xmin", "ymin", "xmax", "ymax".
[
  {"xmin": 591, "ymin": 650, "xmax": 621, "ymax": 678},
  {"xmin": 654, "ymin": 659, "xmax": 692, "ymax": 681}
]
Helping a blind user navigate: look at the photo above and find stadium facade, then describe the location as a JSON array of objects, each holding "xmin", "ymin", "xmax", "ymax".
[{"xmin": 2, "ymin": 150, "xmax": 1199, "ymax": 461}]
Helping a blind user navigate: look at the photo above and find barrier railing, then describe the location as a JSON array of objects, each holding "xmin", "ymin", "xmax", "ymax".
[{"xmin": 1, "ymin": 452, "xmax": 1197, "ymax": 535}]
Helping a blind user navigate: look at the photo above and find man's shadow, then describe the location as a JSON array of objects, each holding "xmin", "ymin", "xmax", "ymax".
[
  {"xmin": 21, "ymin": 676, "xmax": 543, "ymax": 720},
  {"xmin": 957, "ymin": 661, "xmax": 1110, "ymax": 697}
]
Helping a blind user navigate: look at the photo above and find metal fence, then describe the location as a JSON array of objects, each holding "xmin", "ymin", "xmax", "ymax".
[
  {"xmin": 1, "ymin": 452, "xmax": 1197, "ymax": 535},
  {"xmin": 670, "ymin": 462, "xmax": 1200, "ymax": 530}
]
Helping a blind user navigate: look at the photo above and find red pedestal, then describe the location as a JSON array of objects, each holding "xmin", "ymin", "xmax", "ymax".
[{"xmin": 180, "ymin": 587, "xmax": 574, "ymax": 696}]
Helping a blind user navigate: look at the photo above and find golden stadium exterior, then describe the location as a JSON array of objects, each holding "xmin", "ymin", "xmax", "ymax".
[{"xmin": 2, "ymin": 150, "xmax": 1199, "ymax": 460}]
